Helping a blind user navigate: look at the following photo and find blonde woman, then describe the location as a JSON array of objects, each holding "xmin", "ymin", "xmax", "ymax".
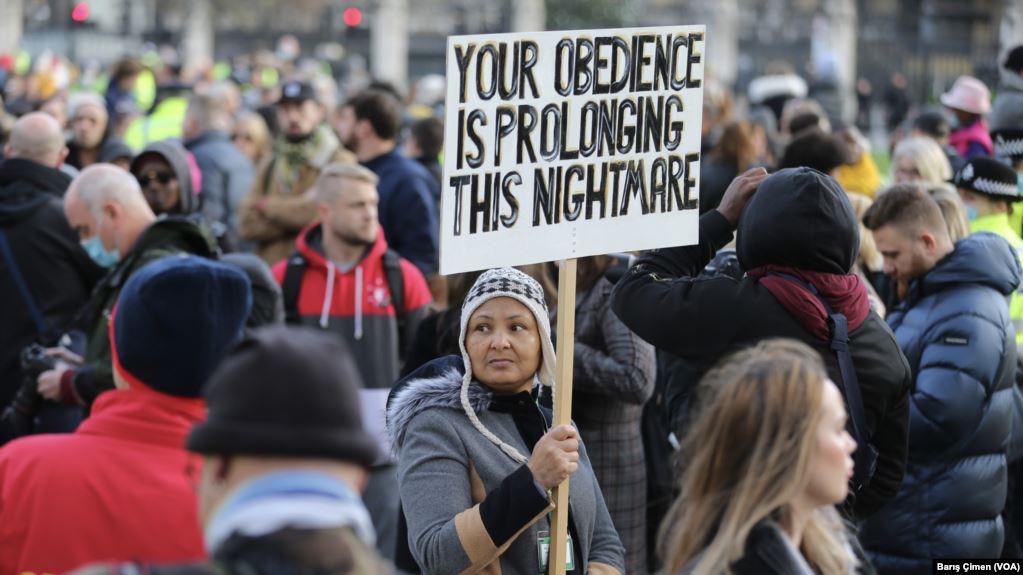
[
  {"xmin": 231, "ymin": 111, "xmax": 272, "ymax": 167},
  {"xmin": 924, "ymin": 183, "xmax": 971, "ymax": 243},
  {"xmin": 845, "ymin": 192, "xmax": 886, "ymax": 316},
  {"xmin": 891, "ymin": 136, "xmax": 953, "ymax": 185},
  {"xmin": 659, "ymin": 339, "xmax": 858, "ymax": 575}
]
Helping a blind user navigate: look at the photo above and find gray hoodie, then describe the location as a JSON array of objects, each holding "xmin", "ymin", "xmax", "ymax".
[
  {"xmin": 991, "ymin": 72, "xmax": 1023, "ymax": 132},
  {"xmin": 130, "ymin": 140, "xmax": 200, "ymax": 214}
]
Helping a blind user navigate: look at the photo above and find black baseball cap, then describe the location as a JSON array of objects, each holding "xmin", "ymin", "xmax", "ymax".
[{"xmin": 277, "ymin": 80, "xmax": 317, "ymax": 105}]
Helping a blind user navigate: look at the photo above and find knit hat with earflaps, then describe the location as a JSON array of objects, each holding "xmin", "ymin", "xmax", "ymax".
[{"xmin": 458, "ymin": 267, "xmax": 556, "ymax": 464}]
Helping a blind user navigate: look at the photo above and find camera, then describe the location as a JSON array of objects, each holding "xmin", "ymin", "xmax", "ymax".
[
  {"xmin": 0, "ymin": 344, "xmax": 57, "ymax": 442},
  {"xmin": 21, "ymin": 344, "xmax": 56, "ymax": 379}
]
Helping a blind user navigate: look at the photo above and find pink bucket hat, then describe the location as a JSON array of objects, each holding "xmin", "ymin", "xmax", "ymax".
[{"xmin": 940, "ymin": 76, "xmax": 991, "ymax": 115}]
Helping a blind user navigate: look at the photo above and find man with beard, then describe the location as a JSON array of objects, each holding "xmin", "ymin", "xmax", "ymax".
[
  {"xmin": 336, "ymin": 89, "xmax": 439, "ymax": 277},
  {"xmin": 239, "ymin": 80, "xmax": 354, "ymax": 265},
  {"xmin": 272, "ymin": 163, "xmax": 432, "ymax": 560},
  {"xmin": 859, "ymin": 185, "xmax": 1018, "ymax": 573}
]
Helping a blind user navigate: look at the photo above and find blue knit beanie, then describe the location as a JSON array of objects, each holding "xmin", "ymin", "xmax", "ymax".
[{"xmin": 112, "ymin": 255, "xmax": 252, "ymax": 397}]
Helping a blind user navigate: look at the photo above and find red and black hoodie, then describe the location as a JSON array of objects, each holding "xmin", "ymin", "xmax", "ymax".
[{"xmin": 272, "ymin": 222, "xmax": 432, "ymax": 392}]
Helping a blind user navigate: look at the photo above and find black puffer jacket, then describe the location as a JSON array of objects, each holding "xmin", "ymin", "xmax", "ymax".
[
  {"xmin": 0, "ymin": 158, "xmax": 103, "ymax": 405},
  {"xmin": 611, "ymin": 168, "xmax": 912, "ymax": 519}
]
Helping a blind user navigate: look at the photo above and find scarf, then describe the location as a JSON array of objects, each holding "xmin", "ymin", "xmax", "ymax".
[
  {"xmin": 746, "ymin": 264, "xmax": 870, "ymax": 341},
  {"xmin": 205, "ymin": 470, "xmax": 376, "ymax": 553},
  {"xmin": 949, "ymin": 118, "xmax": 994, "ymax": 157},
  {"xmin": 276, "ymin": 126, "xmax": 342, "ymax": 194}
]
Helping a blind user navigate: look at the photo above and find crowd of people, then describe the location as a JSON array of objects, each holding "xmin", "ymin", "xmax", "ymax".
[{"xmin": 3, "ymin": 34, "xmax": 1023, "ymax": 575}]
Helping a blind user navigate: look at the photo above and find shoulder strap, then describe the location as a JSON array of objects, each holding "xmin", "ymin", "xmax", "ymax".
[
  {"xmin": 282, "ymin": 251, "xmax": 308, "ymax": 325},
  {"xmin": 764, "ymin": 271, "xmax": 877, "ymax": 489},
  {"xmin": 0, "ymin": 229, "xmax": 50, "ymax": 336},
  {"xmin": 383, "ymin": 248, "xmax": 408, "ymax": 343}
]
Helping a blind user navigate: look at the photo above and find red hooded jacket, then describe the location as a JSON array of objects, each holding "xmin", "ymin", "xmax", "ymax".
[
  {"xmin": 272, "ymin": 222, "xmax": 432, "ymax": 391},
  {"xmin": 0, "ymin": 385, "xmax": 206, "ymax": 575}
]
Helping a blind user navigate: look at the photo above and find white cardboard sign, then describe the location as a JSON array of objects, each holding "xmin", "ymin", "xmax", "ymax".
[{"xmin": 440, "ymin": 25, "xmax": 706, "ymax": 274}]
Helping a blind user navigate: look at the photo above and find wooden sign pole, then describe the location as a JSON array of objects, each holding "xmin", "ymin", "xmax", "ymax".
[{"xmin": 549, "ymin": 258, "xmax": 577, "ymax": 575}]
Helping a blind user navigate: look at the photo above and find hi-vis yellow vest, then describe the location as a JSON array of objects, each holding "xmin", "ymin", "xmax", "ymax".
[
  {"xmin": 124, "ymin": 97, "xmax": 189, "ymax": 152},
  {"xmin": 971, "ymin": 213, "xmax": 1023, "ymax": 348}
]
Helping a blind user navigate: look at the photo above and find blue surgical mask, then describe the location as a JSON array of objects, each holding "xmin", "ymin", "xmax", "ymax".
[
  {"xmin": 1018, "ymin": 173, "xmax": 1023, "ymax": 193},
  {"xmin": 947, "ymin": 112, "xmax": 960, "ymax": 131},
  {"xmin": 965, "ymin": 204, "xmax": 979, "ymax": 221},
  {"xmin": 81, "ymin": 235, "xmax": 120, "ymax": 268}
]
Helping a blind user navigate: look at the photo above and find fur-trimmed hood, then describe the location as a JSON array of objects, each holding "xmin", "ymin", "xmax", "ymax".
[{"xmin": 386, "ymin": 355, "xmax": 494, "ymax": 455}]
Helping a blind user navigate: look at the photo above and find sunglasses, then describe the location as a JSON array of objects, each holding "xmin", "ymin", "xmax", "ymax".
[{"xmin": 137, "ymin": 172, "xmax": 174, "ymax": 187}]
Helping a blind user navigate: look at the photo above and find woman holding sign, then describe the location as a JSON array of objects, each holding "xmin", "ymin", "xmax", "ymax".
[
  {"xmin": 658, "ymin": 340, "xmax": 859, "ymax": 574},
  {"xmin": 388, "ymin": 268, "xmax": 625, "ymax": 574}
]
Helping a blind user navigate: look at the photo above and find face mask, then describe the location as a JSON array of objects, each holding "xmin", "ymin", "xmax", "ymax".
[
  {"xmin": 81, "ymin": 235, "xmax": 120, "ymax": 268},
  {"xmin": 965, "ymin": 203, "xmax": 979, "ymax": 221},
  {"xmin": 947, "ymin": 112, "xmax": 960, "ymax": 131}
]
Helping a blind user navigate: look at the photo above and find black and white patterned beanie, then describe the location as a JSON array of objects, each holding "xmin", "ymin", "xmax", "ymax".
[{"xmin": 458, "ymin": 267, "xmax": 557, "ymax": 463}]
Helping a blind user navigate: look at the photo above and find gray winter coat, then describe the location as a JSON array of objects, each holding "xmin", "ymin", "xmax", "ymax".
[
  {"xmin": 388, "ymin": 357, "xmax": 625, "ymax": 574},
  {"xmin": 185, "ymin": 130, "xmax": 255, "ymax": 243},
  {"xmin": 991, "ymin": 72, "xmax": 1023, "ymax": 133}
]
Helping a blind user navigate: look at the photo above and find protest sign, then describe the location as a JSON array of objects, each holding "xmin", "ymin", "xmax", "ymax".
[
  {"xmin": 441, "ymin": 26, "xmax": 706, "ymax": 574},
  {"xmin": 441, "ymin": 25, "xmax": 706, "ymax": 275}
]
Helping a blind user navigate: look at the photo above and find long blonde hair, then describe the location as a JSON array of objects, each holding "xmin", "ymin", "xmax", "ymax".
[
  {"xmin": 846, "ymin": 192, "xmax": 883, "ymax": 272},
  {"xmin": 233, "ymin": 111, "xmax": 272, "ymax": 165},
  {"xmin": 925, "ymin": 183, "xmax": 971, "ymax": 243},
  {"xmin": 892, "ymin": 136, "xmax": 953, "ymax": 185},
  {"xmin": 658, "ymin": 340, "xmax": 856, "ymax": 575}
]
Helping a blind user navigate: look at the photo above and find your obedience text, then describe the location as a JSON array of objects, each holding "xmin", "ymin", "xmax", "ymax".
[{"xmin": 447, "ymin": 31, "xmax": 705, "ymax": 237}]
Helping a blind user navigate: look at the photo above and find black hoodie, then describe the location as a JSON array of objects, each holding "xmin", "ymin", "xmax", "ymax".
[
  {"xmin": 611, "ymin": 168, "xmax": 912, "ymax": 520},
  {"xmin": 0, "ymin": 158, "xmax": 103, "ymax": 406}
]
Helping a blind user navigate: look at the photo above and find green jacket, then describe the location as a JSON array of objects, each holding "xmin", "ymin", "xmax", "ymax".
[
  {"xmin": 971, "ymin": 213, "xmax": 1023, "ymax": 347},
  {"xmin": 70, "ymin": 217, "xmax": 218, "ymax": 407}
]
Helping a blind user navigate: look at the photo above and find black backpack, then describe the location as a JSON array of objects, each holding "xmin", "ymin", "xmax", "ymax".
[
  {"xmin": 280, "ymin": 248, "xmax": 408, "ymax": 346},
  {"xmin": 764, "ymin": 271, "xmax": 879, "ymax": 495}
]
